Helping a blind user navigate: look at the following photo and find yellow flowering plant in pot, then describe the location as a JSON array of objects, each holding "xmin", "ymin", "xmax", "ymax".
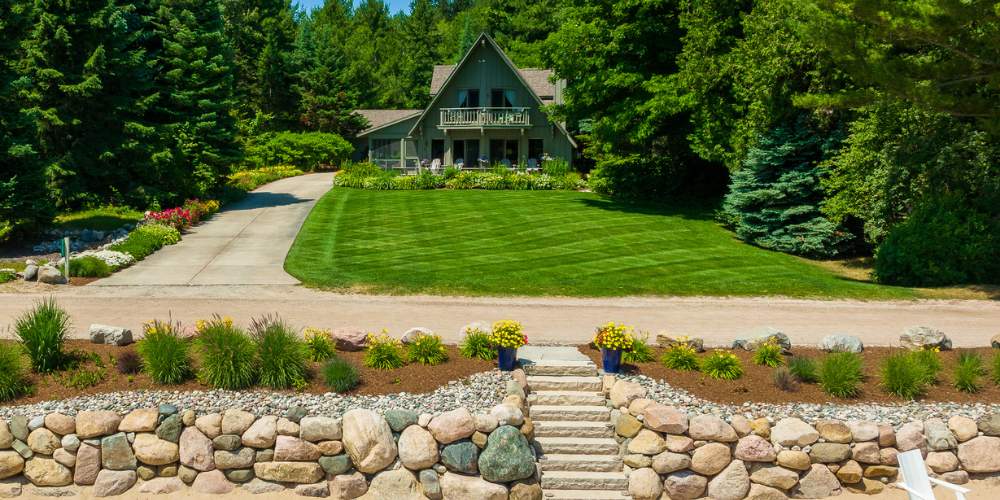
[
  {"xmin": 593, "ymin": 322, "xmax": 635, "ymax": 374},
  {"xmin": 489, "ymin": 320, "xmax": 527, "ymax": 371}
]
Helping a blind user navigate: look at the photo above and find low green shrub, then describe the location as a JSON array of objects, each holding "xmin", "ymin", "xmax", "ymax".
[
  {"xmin": 752, "ymin": 340, "xmax": 784, "ymax": 367},
  {"xmin": 818, "ymin": 352, "xmax": 863, "ymax": 398},
  {"xmin": 227, "ymin": 165, "xmax": 305, "ymax": 192},
  {"xmin": 323, "ymin": 356, "xmax": 360, "ymax": 392},
  {"xmin": 62, "ymin": 365, "xmax": 107, "ymax": 389},
  {"xmin": 15, "ymin": 298, "xmax": 69, "ymax": 373},
  {"xmin": 335, "ymin": 169, "xmax": 584, "ymax": 191},
  {"xmin": 881, "ymin": 352, "xmax": 928, "ymax": 399},
  {"xmin": 406, "ymin": 333, "xmax": 448, "ymax": 366},
  {"xmin": 788, "ymin": 357, "xmax": 818, "ymax": 383},
  {"xmin": 251, "ymin": 315, "xmax": 308, "ymax": 389},
  {"xmin": 108, "ymin": 224, "xmax": 181, "ymax": 260},
  {"xmin": 623, "ymin": 333, "xmax": 655, "ymax": 364},
  {"xmin": 136, "ymin": 320, "xmax": 191, "ymax": 384},
  {"xmin": 661, "ymin": 343, "xmax": 699, "ymax": 371},
  {"xmin": 701, "ymin": 351, "xmax": 743, "ymax": 380},
  {"xmin": 195, "ymin": 317, "xmax": 256, "ymax": 390},
  {"xmin": 459, "ymin": 329, "xmax": 496, "ymax": 360},
  {"xmin": 0, "ymin": 269, "xmax": 16, "ymax": 283},
  {"xmin": 955, "ymin": 352, "xmax": 984, "ymax": 393},
  {"xmin": 303, "ymin": 328, "xmax": 336, "ymax": 362},
  {"xmin": 69, "ymin": 256, "xmax": 112, "ymax": 278},
  {"xmin": 364, "ymin": 333, "xmax": 405, "ymax": 370},
  {"xmin": 0, "ymin": 343, "xmax": 30, "ymax": 401},
  {"xmin": 243, "ymin": 132, "xmax": 353, "ymax": 171},
  {"xmin": 993, "ymin": 353, "xmax": 1000, "ymax": 386}
]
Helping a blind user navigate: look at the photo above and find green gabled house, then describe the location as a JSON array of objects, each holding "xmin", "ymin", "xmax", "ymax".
[{"xmin": 353, "ymin": 33, "xmax": 577, "ymax": 171}]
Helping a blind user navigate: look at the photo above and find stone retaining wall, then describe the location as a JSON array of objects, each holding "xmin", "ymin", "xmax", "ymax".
[
  {"xmin": 0, "ymin": 399, "xmax": 540, "ymax": 499},
  {"xmin": 610, "ymin": 379, "xmax": 1000, "ymax": 499}
]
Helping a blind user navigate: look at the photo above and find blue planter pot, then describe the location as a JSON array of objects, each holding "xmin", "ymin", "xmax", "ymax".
[
  {"xmin": 601, "ymin": 348, "xmax": 622, "ymax": 374},
  {"xmin": 498, "ymin": 347, "xmax": 518, "ymax": 371}
]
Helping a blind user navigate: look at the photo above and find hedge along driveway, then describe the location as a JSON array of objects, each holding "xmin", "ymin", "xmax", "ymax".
[{"xmin": 284, "ymin": 188, "xmax": 919, "ymax": 299}]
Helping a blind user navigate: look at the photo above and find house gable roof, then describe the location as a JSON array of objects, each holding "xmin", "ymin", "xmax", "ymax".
[
  {"xmin": 409, "ymin": 33, "xmax": 575, "ymax": 148},
  {"xmin": 355, "ymin": 109, "xmax": 422, "ymax": 136},
  {"xmin": 430, "ymin": 64, "xmax": 555, "ymax": 102}
]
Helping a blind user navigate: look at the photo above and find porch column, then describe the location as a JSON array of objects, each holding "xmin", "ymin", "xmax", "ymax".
[
  {"xmin": 400, "ymin": 138, "xmax": 405, "ymax": 170},
  {"xmin": 367, "ymin": 138, "xmax": 372, "ymax": 162}
]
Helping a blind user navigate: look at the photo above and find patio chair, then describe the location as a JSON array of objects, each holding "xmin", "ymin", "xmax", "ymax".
[
  {"xmin": 430, "ymin": 158, "xmax": 441, "ymax": 173},
  {"xmin": 895, "ymin": 449, "xmax": 970, "ymax": 500},
  {"xmin": 455, "ymin": 158, "xmax": 464, "ymax": 170}
]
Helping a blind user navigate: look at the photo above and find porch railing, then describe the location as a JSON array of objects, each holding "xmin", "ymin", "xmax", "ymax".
[{"xmin": 439, "ymin": 107, "xmax": 531, "ymax": 128}]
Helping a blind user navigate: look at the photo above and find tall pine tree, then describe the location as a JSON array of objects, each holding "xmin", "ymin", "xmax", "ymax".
[
  {"xmin": 148, "ymin": 0, "xmax": 240, "ymax": 200},
  {"xmin": 1, "ymin": 0, "xmax": 52, "ymax": 240}
]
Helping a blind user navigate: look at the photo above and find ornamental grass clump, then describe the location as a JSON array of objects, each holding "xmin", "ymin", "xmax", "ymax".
[
  {"xmin": 993, "ymin": 353, "xmax": 1000, "ymax": 386},
  {"xmin": 136, "ymin": 320, "xmax": 191, "ymax": 384},
  {"xmin": 15, "ymin": 298, "xmax": 70, "ymax": 373},
  {"xmin": 407, "ymin": 333, "xmax": 448, "ymax": 365},
  {"xmin": 69, "ymin": 256, "xmax": 112, "ymax": 277},
  {"xmin": 661, "ymin": 343, "xmax": 699, "ymax": 371},
  {"xmin": 323, "ymin": 356, "xmax": 360, "ymax": 392},
  {"xmin": 913, "ymin": 347, "xmax": 942, "ymax": 384},
  {"xmin": 623, "ymin": 332, "xmax": 655, "ymax": 363},
  {"xmin": 881, "ymin": 351, "xmax": 928, "ymax": 399},
  {"xmin": 490, "ymin": 320, "xmax": 528, "ymax": 349},
  {"xmin": 818, "ymin": 352, "xmax": 863, "ymax": 398},
  {"xmin": 251, "ymin": 315, "xmax": 308, "ymax": 389},
  {"xmin": 0, "ymin": 343, "xmax": 30, "ymax": 401},
  {"xmin": 364, "ymin": 333, "xmax": 405, "ymax": 370},
  {"xmin": 701, "ymin": 351, "xmax": 743, "ymax": 380},
  {"xmin": 303, "ymin": 327, "xmax": 336, "ymax": 362},
  {"xmin": 954, "ymin": 352, "xmax": 984, "ymax": 393},
  {"xmin": 592, "ymin": 322, "xmax": 634, "ymax": 352},
  {"xmin": 752, "ymin": 340, "xmax": 784, "ymax": 367},
  {"xmin": 773, "ymin": 366, "xmax": 797, "ymax": 392},
  {"xmin": 788, "ymin": 356, "xmax": 818, "ymax": 383},
  {"xmin": 195, "ymin": 316, "xmax": 256, "ymax": 389},
  {"xmin": 459, "ymin": 328, "xmax": 496, "ymax": 360}
]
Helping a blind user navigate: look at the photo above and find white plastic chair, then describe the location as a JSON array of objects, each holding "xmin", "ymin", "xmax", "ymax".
[
  {"xmin": 895, "ymin": 449, "xmax": 970, "ymax": 500},
  {"xmin": 430, "ymin": 158, "xmax": 442, "ymax": 173}
]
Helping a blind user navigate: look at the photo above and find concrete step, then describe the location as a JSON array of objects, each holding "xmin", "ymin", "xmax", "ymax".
[
  {"xmin": 521, "ymin": 360, "xmax": 597, "ymax": 377},
  {"xmin": 533, "ymin": 436, "xmax": 620, "ymax": 455},
  {"xmin": 534, "ymin": 420, "xmax": 615, "ymax": 438},
  {"xmin": 542, "ymin": 490, "xmax": 630, "ymax": 499},
  {"xmin": 529, "ymin": 405, "xmax": 610, "ymax": 422},
  {"xmin": 541, "ymin": 471, "xmax": 628, "ymax": 490},
  {"xmin": 539, "ymin": 453, "xmax": 623, "ymax": 472},
  {"xmin": 527, "ymin": 390, "xmax": 605, "ymax": 406},
  {"xmin": 526, "ymin": 375, "xmax": 602, "ymax": 392}
]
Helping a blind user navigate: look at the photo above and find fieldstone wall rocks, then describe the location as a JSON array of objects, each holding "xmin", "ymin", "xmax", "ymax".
[{"xmin": 610, "ymin": 378, "xmax": 1000, "ymax": 500}]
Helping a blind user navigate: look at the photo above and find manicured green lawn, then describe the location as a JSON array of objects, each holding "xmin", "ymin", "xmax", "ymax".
[
  {"xmin": 54, "ymin": 206, "xmax": 144, "ymax": 231},
  {"xmin": 285, "ymin": 188, "xmax": 920, "ymax": 299}
]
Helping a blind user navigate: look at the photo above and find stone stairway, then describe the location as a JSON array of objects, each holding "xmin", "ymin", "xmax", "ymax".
[{"xmin": 520, "ymin": 349, "xmax": 627, "ymax": 500}]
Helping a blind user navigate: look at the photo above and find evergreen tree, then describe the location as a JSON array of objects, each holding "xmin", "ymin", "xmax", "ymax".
[
  {"xmin": 20, "ymin": 0, "xmax": 156, "ymax": 208},
  {"xmin": 148, "ymin": 0, "xmax": 241, "ymax": 200},
  {"xmin": 295, "ymin": 0, "xmax": 366, "ymax": 134},
  {"xmin": 721, "ymin": 117, "xmax": 852, "ymax": 258},
  {"xmin": 397, "ymin": 0, "xmax": 440, "ymax": 108},
  {"xmin": 1, "ymin": 0, "xmax": 52, "ymax": 240}
]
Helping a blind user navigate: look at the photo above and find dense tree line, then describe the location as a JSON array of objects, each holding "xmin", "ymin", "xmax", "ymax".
[{"xmin": 2, "ymin": 0, "xmax": 996, "ymax": 286}]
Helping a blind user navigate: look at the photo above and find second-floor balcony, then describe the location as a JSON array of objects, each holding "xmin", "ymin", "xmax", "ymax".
[{"xmin": 439, "ymin": 107, "xmax": 531, "ymax": 129}]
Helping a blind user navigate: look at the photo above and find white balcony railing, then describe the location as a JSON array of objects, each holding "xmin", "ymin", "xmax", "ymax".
[{"xmin": 439, "ymin": 107, "xmax": 531, "ymax": 128}]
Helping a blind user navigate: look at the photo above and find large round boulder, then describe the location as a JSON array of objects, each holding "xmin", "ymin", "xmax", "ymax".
[
  {"xmin": 478, "ymin": 425, "xmax": 535, "ymax": 483},
  {"xmin": 342, "ymin": 409, "xmax": 398, "ymax": 473}
]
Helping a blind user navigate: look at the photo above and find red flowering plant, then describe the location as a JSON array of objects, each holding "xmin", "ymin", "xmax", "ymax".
[{"xmin": 144, "ymin": 207, "xmax": 194, "ymax": 230}]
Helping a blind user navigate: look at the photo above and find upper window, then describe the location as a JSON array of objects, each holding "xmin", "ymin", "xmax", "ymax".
[
  {"xmin": 458, "ymin": 89, "xmax": 480, "ymax": 108},
  {"xmin": 490, "ymin": 89, "xmax": 516, "ymax": 107}
]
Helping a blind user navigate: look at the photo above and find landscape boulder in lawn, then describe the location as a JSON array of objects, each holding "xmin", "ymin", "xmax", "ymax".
[
  {"xmin": 731, "ymin": 327, "xmax": 791, "ymax": 352},
  {"xmin": 89, "ymin": 324, "xmax": 134, "ymax": 346},
  {"xmin": 900, "ymin": 326, "xmax": 951, "ymax": 350},
  {"xmin": 819, "ymin": 334, "xmax": 863, "ymax": 353},
  {"xmin": 37, "ymin": 265, "xmax": 66, "ymax": 285}
]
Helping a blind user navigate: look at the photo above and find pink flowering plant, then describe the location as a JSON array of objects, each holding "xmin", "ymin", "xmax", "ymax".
[{"xmin": 144, "ymin": 207, "xmax": 194, "ymax": 230}]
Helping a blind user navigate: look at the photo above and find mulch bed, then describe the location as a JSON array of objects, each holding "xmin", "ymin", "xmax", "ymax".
[
  {"xmin": 580, "ymin": 345, "xmax": 1000, "ymax": 405},
  {"xmin": 2, "ymin": 341, "xmax": 494, "ymax": 406}
]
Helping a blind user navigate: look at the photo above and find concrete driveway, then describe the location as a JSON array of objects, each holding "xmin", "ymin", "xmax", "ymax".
[{"xmin": 94, "ymin": 173, "xmax": 333, "ymax": 286}]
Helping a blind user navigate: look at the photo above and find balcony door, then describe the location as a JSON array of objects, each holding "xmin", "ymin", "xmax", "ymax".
[
  {"xmin": 458, "ymin": 89, "xmax": 480, "ymax": 108},
  {"xmin": 490, "ymin": 89, "xmax": 516, "ymax": 108}
]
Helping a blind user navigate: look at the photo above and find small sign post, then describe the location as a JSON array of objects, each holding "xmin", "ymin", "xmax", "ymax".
[{"xmin": 61, "ymin": 237, "xmax": 71, "ymax": 279}]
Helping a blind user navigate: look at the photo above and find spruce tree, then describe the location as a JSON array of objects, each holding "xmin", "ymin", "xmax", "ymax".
[
  {"xmin": 148, "ymin": 0, "xmax": 240, "ymax": 199},
  {"xmin": 721, "ymin": 117, "xmax": 852, "ymax": 258},
  {"xmin": 0, "ymin": 0, "xmax": 52, "ymax": 240},
  {"xmin": 20, "ymin": 0, "xmax": 155, "ymax": 208}
]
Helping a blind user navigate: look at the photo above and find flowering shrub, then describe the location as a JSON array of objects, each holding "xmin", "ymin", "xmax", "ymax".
[
  {"xmin": 228, "ymin": 166, "xmax": 304, "ymax": 192},
  {"xmin": 701, "ymin": 351, "xmax": 744, "ymax": 380},
  {"xmin": 303, "ymin": 327, "xmax": 336, "ymax": 362},
  {"xmin": 364, "ymin": 332, "xmax": 405, "ymax": 370},
  {"xmin": 144, "ymin": 207, "xmax": 194, "ymax": 230},
  {"xmin": 593, "ymin": 322, "xmax": 635, "ymax": 351},
  {"xmin": 489, "ymin": 320, "xmax": 528, "ymax": 349},
  {"xmin": 661, "ymin": 343, "xmax": 699, "ymax": 371},
  {"xmin": 183, "ymin": 199, "xmax": 221, "ymax": 224}
]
